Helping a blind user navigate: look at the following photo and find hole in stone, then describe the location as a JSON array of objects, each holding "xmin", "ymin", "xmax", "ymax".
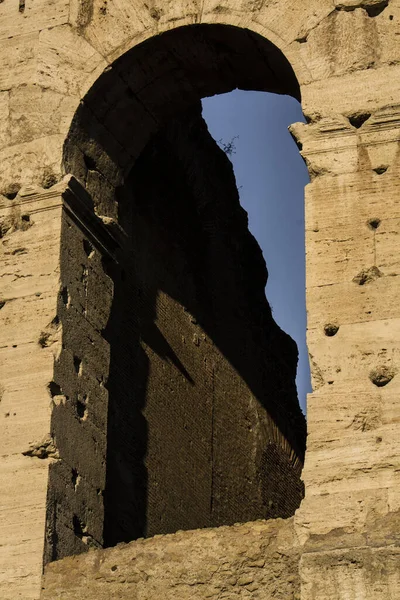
[
  {"xmin": 376, "ymin": 436, "xmax": 382, "ymax": 443},
  {"xmin": 369, "ymin": 365, "xmax": 395, "ymax": 387},
  {"xmin": 348, "ymin": 113, "xmax": 371, "ymax": 129},
  {"xmin": 365, "ymin": 1, "xmax": 389, "ymax": 17},
  {"xmin": 38, "ymin": 331, "xmax": 51, "ymax": 348},
  {"xmin": 42, "ymin": 170, "xmax": 58, "ymax": 189},
  {"xmin": 76, "ymin": 400, "xmax": 87, "ymax": 419},
  {"xmin": 149, "ymin": 7, "xmax": 161, "ymax": 20},
  {"xmin": 84, "ymin": 154, "xmax": 97, "ymax": 171},
  {"xmin": 73, "ymin": 356, "xmax": 82, "ymax": 375},
  {"xmin": 0, "ymin": 300, "xmax": 5, "ymax": 310},
  {"xmin": 60, "ymin": 287, "xmax": 69, "ymax": 306},
  {"xmin": 368, "ymin": 218, "xmax": 381, "ymax": 230},
  {"xmin": 389, "ymin": 14, "xmax": 394, "ymax": 20},
  {"xmin": 21, "ymin": 214, "xmax": 30, "ymax": 222},
  {"xmin": 296, "ymin": 35, "xmax": 308, "ymax": 44},
  {"xmin": 48, "ymin": 381, "xmax": 62, "ymax": 397},
  {"xmin": 73, "ymin": 515, "xmax": 85, "ymax": 538},
  {"xmin": 324, "ymin": 323, "xmax": 339, "ymax": 337},
  {"xmin": 353, "ymin": 266, "xmax": 383, "ymax": 285},
  {"xmin": 3, "ymin": 184, "xmax": 21, "ymax": 199},
  {"xmin": 71, "ymin": 468, "xmax": 80, "ymax": 489},
  {"xmin": 373, "ymin": 165, "xmax": 387, "ymax": 175},
  {"xmin": 111, "ymin": 565, "xmax": 118, "ymax": 572},
  {"xmin": 0, "ymin": 221, "xmax": 10, "ymax": 238},
  {"xmin": 83, "ymin": 238, "xmax": 94, "ymax": 257}
]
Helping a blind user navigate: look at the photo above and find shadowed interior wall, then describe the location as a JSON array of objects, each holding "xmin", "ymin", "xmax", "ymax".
[
  {"xmin": 64, "ymin": 24, "xmax": 300, "ymax": 218},
  {"xmin": 3, "ymin": 2, "xmax": 400, "ymax": 598},
  {"xmin": 102, "ymin": 106, "xmax": 305, "ymax": 545},
  {"xmin": 36, "ymin": 23, "xmax": 307, "ymax": 563}
]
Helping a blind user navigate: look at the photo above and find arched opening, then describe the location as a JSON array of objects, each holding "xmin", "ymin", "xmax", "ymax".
[
  {"xmin": 202, "ymin": 90, "xmax": 311, "ymax": 413},
  {"xmin": 47, "ymin": 24, "xmax": 307, "ymax": 560}
]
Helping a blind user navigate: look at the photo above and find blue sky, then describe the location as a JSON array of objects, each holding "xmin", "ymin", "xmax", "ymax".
[{"xmin": 202, "ymin": 90, "xmax": 311, "ymax": 413}]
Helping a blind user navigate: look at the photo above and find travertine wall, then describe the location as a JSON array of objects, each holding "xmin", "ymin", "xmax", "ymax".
[
  {"xmin": 41, "ymin": 518, "xmax": 301, "ymax": 600},
  {"xmin": 1, "ymin": 0, "xmax": 400, "ymax": 598},
  {"xmin": 41, "ymin": 510, "xmax": 400, "ymax": 599},
  {"xmin": 0, "ymin": 186, "xmax": 62, "ymax": 598}
]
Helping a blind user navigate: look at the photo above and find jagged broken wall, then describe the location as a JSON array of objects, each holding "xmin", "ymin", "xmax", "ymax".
[
  {"xmin": 1, "ymin": 1, "xmax": 400, "ymax": 599},
  {"xmin": 41, "ymin": 518, "xmax": 302, "ymax": 600},
  {"xmin": 41, "ymin": 106, "xmax": 306, "ymax": 564},
  {"xmin": 101, "ymin": 107, "xmax": 305, "ymax": 545}
]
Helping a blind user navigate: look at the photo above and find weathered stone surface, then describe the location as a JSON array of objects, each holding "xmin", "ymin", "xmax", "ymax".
[
  {"xmin": 41, "ymin": 518, "xmax": 301, "ymax": 600},
  {"xmin": 0, "ymin": 1, "xmax": 400, "ymax": 599},
  {"xmin": 0, "ymin": 33, "xmax": 39, "ymax": 91},
  {"xmin": 0, "ymin": 186, "xmax": 64, "ymax": 599},
  {"xmin": 37, "ymin": 25, "xmax": 107, "ymax": 99},
  {"xmin": 0, "ymin": 0, "xmax": 69, "ymax": 42}
]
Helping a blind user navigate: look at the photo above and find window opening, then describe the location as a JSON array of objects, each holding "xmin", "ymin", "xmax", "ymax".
[{"xmin": 202, "ymin": 90, "xmax": 311, "ymax": 413}]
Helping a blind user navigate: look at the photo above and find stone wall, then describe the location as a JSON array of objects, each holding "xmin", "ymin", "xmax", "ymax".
[
  {"xmin": 1, "ymin": 0, "xmax": 400, "ymax": 598},
  {"xmin": 41, "ymin": 518, "xmax": 301, "ymax": 600},
  {"xmin": 41, "ymin": 510, "xmax": 400, "ymax": 599},
  {"xmin": 44, "ymin": 180, "xmax": 116, "ymax": 563},
  {"xmin": 0, "ymin": 185, "xmax": 63, "ymax": 598}
]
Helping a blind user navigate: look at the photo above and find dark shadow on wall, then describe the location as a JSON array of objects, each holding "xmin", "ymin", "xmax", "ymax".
[
  {"xmin": 102, "ymin": 105, "xmax": 306, "ymax": 547},
  {"xmin": 63, "ymin": 24, "xmax": 300, "ymax": 220},
  {"xmin": 61, "ymin": 22, "xmax": 308, "ymax": 548}
]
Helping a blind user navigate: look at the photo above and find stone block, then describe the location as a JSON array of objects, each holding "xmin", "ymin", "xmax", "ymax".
[
  {"xmin": 0, "ymin": 0, "xmax": 69, "ymax": 41},
  {"xmin": 307, "ymin": 318, "xmax": 400, "ymax": 393},
  {"xmin": 0, "ymin": 33, "xmax": 39, "ymax": 91},
  {"xmin": 37, "ymin": 25, "xmax": 107, "ymax": 98},
  {"xmin": 301, "ymin": 547, "xmax": 400, "ymax": 600},
  {"xmin": 41, "ymin": 518, "xmax": 301, "ymax": 600}
]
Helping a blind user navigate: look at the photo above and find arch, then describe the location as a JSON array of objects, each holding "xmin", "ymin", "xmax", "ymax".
[
  {"xmin": 73, "ymin": 4, "xmax": 315, "ymax": 104},
  {"xmin": 64, "ymin": 23, "xmax": 301, "ymax": 218},
  {"xmin": 48, "ymin": 23, "xmax": 307, "ymax": 559}
]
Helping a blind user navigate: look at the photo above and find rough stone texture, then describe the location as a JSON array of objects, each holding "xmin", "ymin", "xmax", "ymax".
[
  {"xmin": 41, "ymin": 518, "xmax": 301, "ymax": 600},
  {"xmin": 0, "ymin": 185, "xmax": 64, "ymax": 599},
  {"xmin": 0, "ymin": 0, "xmax": 400, "ymax": 598},
  {"xmin": 299, "ymin": 509, "xmax": 400, "ymax": 599},
  {"xmin": 43, "ymin": 179, "xmax": 116, "ymax": 564}
]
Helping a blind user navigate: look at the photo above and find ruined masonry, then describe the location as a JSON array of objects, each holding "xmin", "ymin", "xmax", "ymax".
[{"xmin": 1, "ymin": 0, "xmax": 400, "ymax": 599}]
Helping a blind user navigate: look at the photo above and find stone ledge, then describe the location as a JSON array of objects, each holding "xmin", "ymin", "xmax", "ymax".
[{"xmin": 40, "ymin": 518, "xmax": 301, "ymax": 600}]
